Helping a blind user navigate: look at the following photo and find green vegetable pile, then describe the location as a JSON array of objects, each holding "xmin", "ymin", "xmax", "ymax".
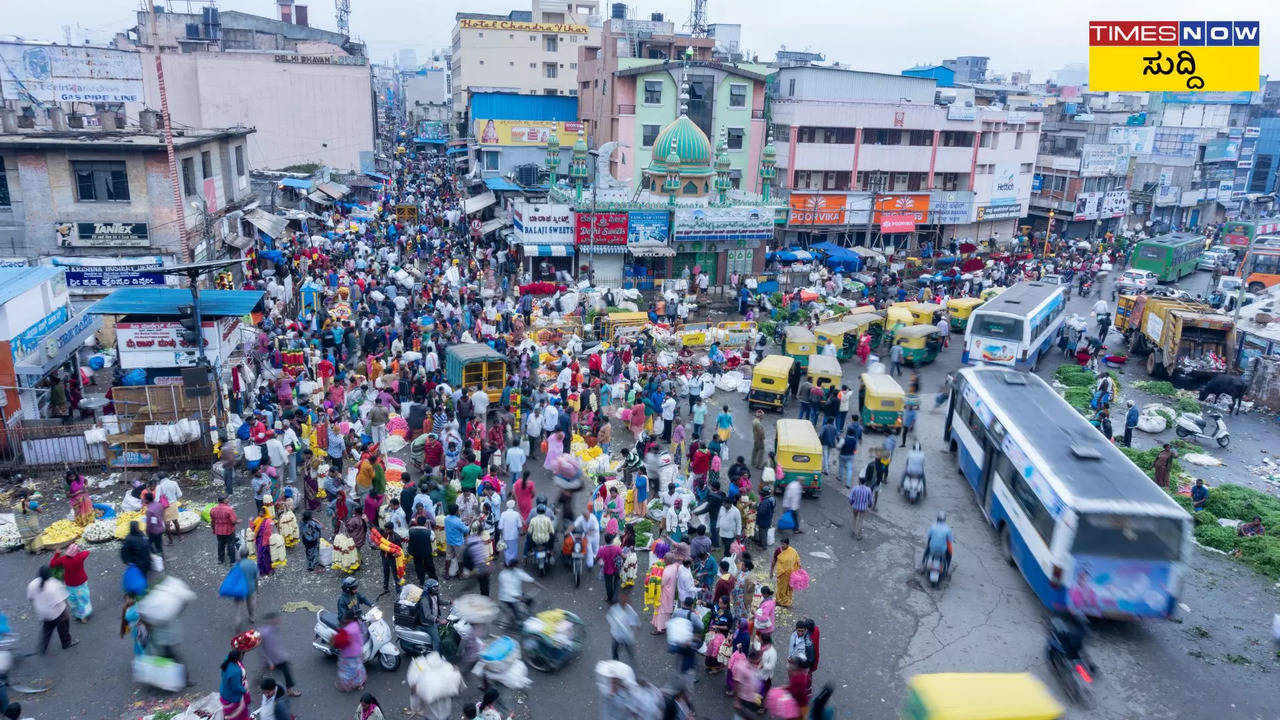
[
  {"xmin": 634, "ymin": 518, "xmax": 654, "ymax": 547},
  {"xmin": 1132, "ymin": 380, "xmax": 1178, "ymax": 397},
  {"xmin": 1054, "ymin": 364, "xmax": 1096, "ymax": 387},
  {"xmin": 1054, "ymin": 364, "xmax": 1120, "ymax": 416}
]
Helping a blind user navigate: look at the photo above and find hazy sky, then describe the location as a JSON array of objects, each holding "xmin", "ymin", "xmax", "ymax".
[{"xmin": 2, "ymin": 0, "xmax": 1277, "ymax": 82}]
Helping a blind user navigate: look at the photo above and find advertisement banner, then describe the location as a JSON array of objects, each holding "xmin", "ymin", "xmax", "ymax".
[
  {"xmin": 1162, "ymin": 90, "xmax": 1257, "ymax": 104},
  {"xmin": 50, "ymin": 256, "xmax": 166, "ymax": 291},
  {"xmin": 1101, "ymin": 190, "xmax": 1129, "ymax": 217},
  {"xmin": 54, "ymin": 221, "xmax": 149, "ymax": 248},
  {"xmin": 1154, "ymin": 185, "xmax": 1180, "ymax": 206},
  {"xmin": 990, "ymin": 164, "xmax": 1019, "ymax": 205},
  {"xmin": 1088, "ymin": 21, "xmax": 1260, "ymax": 92},
  {"xmin": 975, "ymin": 204, "xmax": 1023, "ymax": 221},
  {"xmin": 1159, "ymin": 167, "xmax": 1174, "ymax": 187},
  {"xmin": 1217, "ymin": 181, "xmax": 1234, "ymax": 203},
  {"xmin": 474, "ymin": 119, "xmax": 584, "ymax": 146},
  {"xmin": 929, "ymin": 191, "xmax": 974, "ymax": 224},
  {"xmin": 1080, "ymin": 144, "xmax": 1128, "ymax": 176},
  {"xmin": 0, "ymin": 43, "xmax": 144, "ymax": 103},
  {"xmin": 1106, "ymin": 126, "xmax": 1156, "ymax": 155},
  {"xmin": 788, "ymin": 193, "xmax": 847, "ymax": 225},
  {"xmin": 872, "ymin": 194, "xmax": 930, "ymax": 224},
  {"xmin": 1179, "ymin": 188, "xmax": 1204, "ymax": 207},
  {"xmin": 10, "ymin": 305, "xmax": 69, "ymax": 363},
  {"xmin": 627, "ymin": 211, "xmax": 669, "ymax": 245},
  {"xmin": 574, "ymin": 212, "xmax": 629, "ymax": 245},
  {"xmin": 1073, "ymin": 191, "xmax": 1103, "ymax": 221},
  {"xmin": 116, "ymin": 321, "xmax": 222, "ymax": 370},
  {"xmin": 1203, "ymin": 138, "xmax": 1241, "ymax": 163},
  {"xmin": 672, "ymin": 207, "xmax": 773, "ymax": 244},
  {"xmin": 1032, "ymin": 174, "xmax": 1044, "ymax": 192},
  {"xmin": 513, "ymin": 203, "xmax": 574, "ymax": 243},
  {"xmin": 880, "ymin": 214, "xmax": 916, "ymax": 233}
]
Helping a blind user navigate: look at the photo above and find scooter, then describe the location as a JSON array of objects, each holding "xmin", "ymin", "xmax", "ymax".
[
  {"xmin": 528, "ymin": 539, "xmax": 553, "ymax": 577},
  {"xmin": 312, "ymin": 605, "xmax": 402, "ymax": 671},
  {"xmin": 900, "ymin": 470, "xmax": 925, "ymax": 504},
  {"xmin": 920, "ymin": 550, "xmax": 951, "ymax": 589},
  {"xmin": 1175, "ymin": 410, "xmax": 1230, "ymax": 448},
  {"xmin": 1047, "ymin": 616, "xmax": 1096, "ymax": 708}
]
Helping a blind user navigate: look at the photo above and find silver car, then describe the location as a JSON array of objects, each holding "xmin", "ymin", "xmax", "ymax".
[{"xmin": 1197, "ymin": 249, "xmax": 1227, "ymax": 271}]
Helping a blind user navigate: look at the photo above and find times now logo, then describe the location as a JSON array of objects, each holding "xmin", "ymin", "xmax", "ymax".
[{"xmin": 1089, "ymin": 21, "xmax": 1260, "ymax": 46}]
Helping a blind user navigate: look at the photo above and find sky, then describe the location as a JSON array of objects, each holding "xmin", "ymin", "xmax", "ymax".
[{"xmin": 2, "ymin": 0, "xmax": 1278, "ymax": 83}]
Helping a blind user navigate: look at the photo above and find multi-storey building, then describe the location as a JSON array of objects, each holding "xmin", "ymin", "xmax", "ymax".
[
  {"xmin": 451, "ymin": 0, "xmax": 601, "ymax": 125},
  {"xmin": 769, "ymin": 66, "xmax": 1041, "ymax": 249}
]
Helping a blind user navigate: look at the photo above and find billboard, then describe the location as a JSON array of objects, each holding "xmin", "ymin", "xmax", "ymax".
[
  {"xmin": 672, "ymin": 207, "xmax": 773, "ymax": 244},
  {"xmin": 54, "ymin": 222, "xmax": 150, "ymax": 248},
  {"xmin": 1101, "ymin": 190, "xmax": 1129, "ymax": 217},
  {"xmin": 1203, "ymin": 138, "xmax": 1240, "ymax": 163},
  {"xmin": 990, "ymin": 164, "xmax": 1019, "ymax": 205},
  {"xmin": 49, "ymin": 255, "xmax": 166, "ymax": 291},
  {"xmin": 1106, "ymin": 126, "xmax": 1156, "ymax": 155},
  {"xmin": 574, "ymin": 212, "xmax": 628, "ymax": 245},
  {"xmin": 458, "ymin": 18, "xmax": 589, "ymax": 33},
  {"xmin": 788, "ymin": 193, "xmax": 847, "ymax": 225},
  {"xmin": 627, "ymin": 211, "xmax": 669, "ymax": 245},
  {"xmin": 1073, "ymin": 191, "xmax": 1103, "ymax": 221},
  {"xmin": 1154, "ymin": 185, "xmax": 1180, "ymax": 206},
  {"xmin": 474, "ymin": 119, "xmax": 584, "ymax": 146},
  {"xmin": 0, "ymin": 43, "xmax": 143, "ymax": 103},
  {"xmin": 880, "ymin": 214, "xmax": 916, "ymax": 233},
  {"xmin": 872, "ymin": 194, "xmax": 930, "ymax": 224},
  {"xmin": 929, "ymin": 191, "xmax": 974, "ymax": 224},
  {"xmin": 1162, "ymin": 90, "xmax": 1257, "ymax": 104},
  {"xmin": 1080, "ymin": 144, "xmax": 1128, "ymax": 176}
]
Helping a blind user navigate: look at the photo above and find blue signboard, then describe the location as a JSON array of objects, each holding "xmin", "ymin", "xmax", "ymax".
[
  {"xmin": 10, "ymin": 305, "xmax": 69, "ymax": 362},
  {"xmin": 64, "ymin": 268, "xmax": 165, "ymax": 288},
  {"xmin": 627, "ymin": 211, "xmax": 669, "ymax": 245},
  {"xmin": 1032, "ymin": 174, "xmax": 1044, "ymax": 192}
]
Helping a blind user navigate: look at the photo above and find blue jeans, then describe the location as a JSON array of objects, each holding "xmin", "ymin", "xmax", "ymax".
[
  {"xmin": 836, "ymin": 413, "xmax": 847, "ymax": 433},
  {"xmin": 799, "ymin": 402, "xmax": 812, "ymax": 419},
  {"xmin": 838, "ymin": 455, "xmax": 855, "ymax": 488}
]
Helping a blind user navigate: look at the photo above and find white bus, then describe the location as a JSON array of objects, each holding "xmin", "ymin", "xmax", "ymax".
[
  {"xmin": 961, "ymin": 281, "xmax": 1066, "ymax": 371},
  {"xmin": 945, "ymin": 366, "xmax": 1192, "ymax": 619}
]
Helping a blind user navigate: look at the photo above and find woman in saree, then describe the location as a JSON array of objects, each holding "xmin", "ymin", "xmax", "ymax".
[
  {"xmin": 252, "ymin": 506, "xmax": 275, "ymax": 576},
  {"xmin": 219, "ymin": 649, "xmax": 252, "ymax": 720},
  {"xmin": 66, "ymin": 471, "xmax": 94, "ymax": 526}
]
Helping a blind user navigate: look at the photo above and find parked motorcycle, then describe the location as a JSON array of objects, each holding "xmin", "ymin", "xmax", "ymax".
[
  {"xmin": 1175, "ymin": 410, "xmax": 1230, "ymax": 448},
  {"xmin": 312, "ymin": 605, "xmax": 401, "ymax": 671},
  {"xmin": 1047, "ymin": 616, "xmax": 1096, "ymax": 708}
]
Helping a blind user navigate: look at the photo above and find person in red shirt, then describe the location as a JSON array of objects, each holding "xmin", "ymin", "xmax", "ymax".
[
  {"xmin": 422, "ymin": 433, "xmax": 444, "ymax": 474},
  {"xmin": 209, "ymin": 496, "xmax": 240, "ymax": 565},
  {"xmin": 787, "ymin": 660, "xmax": 812, "ymax": 720},
  {"xmin": 595, "ymin": 535, "xmax": 624, "ymax": 604},
  {"xmin": 50, "ymin": 543, "xmax": 92, "ymax": 622},
  {"xmin": 317, "ymin": 356, "xmax": 335, "ymax": 391}
]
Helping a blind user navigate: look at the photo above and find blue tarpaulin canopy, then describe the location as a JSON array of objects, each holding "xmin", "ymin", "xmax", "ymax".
[
  {"xmin": 88, "ymin": 289, "xmax": 266, "ymax": 318},
  {"xmin": 278, "ymin": 178, "xmax": 314, "ymax": 190},
  {"xmin": 364, "ymin": 171, "xmax": 390, "ymax": 181},
  {"xmin": 767, "ymin": 249, "xmax": 814, "ymax": 262},
  {"xmin": 414, "ymin": 137, "xmax": 448, "ymax": 145},
  {"xmin": 446, "ymin": 147, "xmax": 468, "ymax": 155},
  {"xmin": 809, "ymin": 242, "xmax": 863, "ymax": 272}
]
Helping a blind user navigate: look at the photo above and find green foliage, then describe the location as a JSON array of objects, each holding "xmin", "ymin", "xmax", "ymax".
[
  {"xmin": 1193, "ymin": 510, "xmax": 1218, "ymax": 526},
  {"xmin": 634, "ymin": 518, "xmax": 655, "ymax": 546},
  {"xmin": 1202, "ymin": 484, "xmax": 1280, "ymax": 530},
  {"xmin": 1176, "ymin": 395, "xmax": 1201, "ymax": 414},
  {"xmin": 758, "ymin": 320, "xmax": 778, "ymax": 340},
  {"xmin": 1054, "ymin": 364, "xmax": 1095, "ymax": 387},
  {"xmin": 281, "ymin": 163, "xmax": 321, "ymax": 174},
  {"xmin": 1062, "ymin": 387, "xmax": 1093, "ymax": 414},
  {"xmin": 1132, "ymin": 380, "xmax": 1178, "ymax": 397},
  {"xmin": 1186, "ymin": 483, "xmax": 1280, "ymax": 578}
]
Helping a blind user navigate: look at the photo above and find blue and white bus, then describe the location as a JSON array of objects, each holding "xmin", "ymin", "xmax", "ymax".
[
  {"xmin": 961, "ymin": 282, "xmax": 1065, "ymax": 371},
  {"xmin": 945, "ymin": 366, "xmax": 1192, "ymax": 620}
]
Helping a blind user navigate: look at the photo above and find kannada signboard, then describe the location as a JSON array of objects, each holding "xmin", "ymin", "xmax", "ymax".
[
  {"xmin": 975, "ymin": 204, "xmax": 1024, "ymax": 221},
  {"xmin": 50, "ymin": 256, "xmax": 166, "ymax": 291},
  {"xmin": 672, "ymin": 207, "xmax": 773, "ymax": 244},
  {"xmin": 458, "ymin": 18, "xmax": 589, "ymax": 33},
  {"xmin": 1101, "ymin": 190, "xmax": 1130, "ymax": 217},
  {"xmin": 627, "ymin": 211, "xmax": 669, "ymax": 245},
  {"xmin": 116, "ymin": 318, "xmax": 240, "ymax": 370},
  {"xmin": 1080, "ymin": 144, "xmax": 1128, "ymax": 176},
  {"xmin": 54, "ymin": 222, "xmax": 149, "ymax": 248},
  {"xmin": 10, "ymin": 305, "xmax": 69, "ymax": 363},
  {"xmin": 474, "ymin": 119, "xmax": 584, "ymax": 146},
  {"xmin": 787, "ymin": 193, "xmax": 847, "ymax": 225},
  {"xmin": 513, "ymin": 203, "xmax": 574, "ymax": 243},
  {"xmin": 1088, "ymin": 21, "xmax": 1260, "ymax": 92},
  {"xmin": 0, "ymin": 43, "xmax": 143, "ymax": 103},
  {"xmin": 574, "ymin": 212, "xmax": 628, "ymax": 245},
  {"xmin": 1073, "ymin": 191, "xmax": 1103, "ymax": 221},
  {"xmin": 929, "ymin": 191, "xmax": 974, "ymax": 224}
]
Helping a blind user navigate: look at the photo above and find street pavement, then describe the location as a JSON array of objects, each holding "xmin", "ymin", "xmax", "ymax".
[{"xmin": 3, "ymin": 272, "xmax": 1280, "ymax": 719}]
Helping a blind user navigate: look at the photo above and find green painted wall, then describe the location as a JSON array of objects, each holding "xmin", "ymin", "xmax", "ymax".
[{"xmin": 633, "ymin": 71, "xmax": 679, "ymax": 183}]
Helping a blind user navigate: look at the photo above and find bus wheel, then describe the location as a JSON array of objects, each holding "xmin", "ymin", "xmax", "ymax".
[
  {"xmin": 948, "ymin": 438, "xmax": 957, "ymax": 453},
  {"xmin": 1030, "ymin": 350, "xmax": 1041, "ymax": 373},
  {"xmin": 1000, "ymin": 525, "xmax": 1016, "ymax": 567},
  {"xmin": 1249, "ymin": 282, "xmax": 1266, "ymax": 294}
]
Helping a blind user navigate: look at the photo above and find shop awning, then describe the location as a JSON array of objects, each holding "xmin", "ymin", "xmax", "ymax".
[
  {"xmin": 850, "ymin": 246, "xmax": 886, "ymax": 261},
  {"xmin": 88, "ymin": 288, "xmax": 266, "ymax": 318},
  {"xmin": 278, "ymin": 178, "xmax": 314, "ymax": 190},
  {"xmin": 523, "ymin": 244, "xmax": 574, "ymax": 257},
  {"xmin": 317, "ymin": 182, "xmax": 350, "ymax": 200},
  {"xmin": 578, "ymin": 245, "xmax": 627, "ymax": 254},
  {"xmin": 628, "ymin": 244, "xmax": 676, "ymax": 258},
  {"xmin": 244, "ymin": 209, "xmax": 289, "ymax": 239},
  {"xmin": 447, "ymin": 147, "xmax": 468, "ymax": 155},
  {"xmin": 479, "ymin": 218, "xmax": 510, "ymax": 235},
  {"xmin": 13, "ymin": 309, "xmax": 101, "ymax": 377},
  {"xmin": 365, "ymin": 171, "xmax": 390, "ymax": 181},
  {"xmin": 484, "ymin": 177, "xmax": 525, "ymax": 192},
  {"xmin": 769, "ymin": 249, "xmax": 814, "ymax": 262},
  {"xmin": 224, "ymin": 233, "xmax": 256, "ymax": 251},
  {"xmin": 307, "ymin": 191, "xmax": 333, "ymax": 205},
  {"xmin": 464, "ymin": 191, "xmax": 496, "ymax": 215}
]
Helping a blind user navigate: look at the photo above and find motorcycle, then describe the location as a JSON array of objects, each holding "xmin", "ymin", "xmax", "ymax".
[
  {"xmin": 528, "ymin": 539, "xmax": 553, "ymax": 577},
  {"xmin": 900, "ymin": 470, "xmax": 925, "ymax": 504},
  {"xmin": 920, "ymin": 549, "xmax": 951, "ymax": 588},
  {"xmin": 1175, "ymin": 410, "xmax": 1230, "ymax": 448},
  {"xmin": 1047, "ymin": 616, "xmax": 1096, "ymax": 708},
  {"xmin": 312, "ymin": 605, "xmax": 401, "ymax": 671}
]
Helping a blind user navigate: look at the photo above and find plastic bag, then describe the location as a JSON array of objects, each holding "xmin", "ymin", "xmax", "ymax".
[
  {"xmin": 666, "ymin": 615, "xmax": 693, "ymax": 648},
  {"xmin": 777, "ymin": 509, "xmax": 797, "ymax": 531},
  {"xmin": 318, "ymin": 538, "xmax": 334, "ymax": 567},
  {"xmin": 133, "ymin": 655, "xmax": 186, "ymax": 692},
  {"xmin": 122, "ymin": 564, "xmax": 147, "ymax": 596},
  {"xmin": 789, "ymin": 567, "xmax": 810, "ymax": 590}
]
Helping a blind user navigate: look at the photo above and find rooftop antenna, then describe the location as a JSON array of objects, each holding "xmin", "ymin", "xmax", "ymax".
[
  {"xmin": 336, "ymin": 0, "xmax": 351, "ymax": 36},
  {"xmin": 687, "ymin": 0, "xmax": 708, "ymax": 37}
]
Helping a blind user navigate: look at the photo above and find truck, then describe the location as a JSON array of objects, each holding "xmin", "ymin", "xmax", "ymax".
[{"xmin": 1114, "ymin": 295, "xmax": 1236, "ymax": 378}]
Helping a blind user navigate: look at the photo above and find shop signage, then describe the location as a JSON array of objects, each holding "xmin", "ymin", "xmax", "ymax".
[
  {"xmin": 1031, "ymin": 174, "xmax": 1044, "ymax": 192},
  {"xmin": 105, "ymin": 445, "xmax": 159, "ymax": 469},
  {"xmin": 990, "ymin": 164, "xmax": 1020, "ymax": 205},
  {"xmin": 14, "ymin": 309, "xmax": 99, "ymax": 376},
  {"xmin": 10, "ymin": 306, "xmax": 69, "ymax": 362},
  {"xmin": 673, "ymin": 207, "xmax": 773, "ymax": 243},
  {"xmin": 880, "ymin": 214, "xmax": 916, "ymax": 233},
  {"xmin": 627, "ymin": 211, "xmax": 669, "ymax": 245},
  {"xmin": 1154, "ymin": 185, "xmax": 1180, "ymax": 206},
  {"xmin": 55, "ymin": 222, "xmax": 150, "ymax": 248},
  {"xmin": 273, "ymin": 54, "xmax": 367, "ymax": 65},
  {"xmin": 1101, "ymin": 190, "xmax": 1130, "ymax": 217},
  {"xmin": 928, "ymin": 191, "xmax": 974, "ymax": 224},
  {"xmin": 788, "ymin": 194, "xmax": 847, "ymax": 225},
  {"xmin": 63, "ymin": 266, "xmax": 165, "ymax": 289},
  {"xmin": 458, "ymin": 18, "xmax": 589, "ymax": 33},
  {"xmin": 513, "ymin": 203, "xmax": 574, "ymax": 242},
  {"xmin": 474, "ymin": 119, "xmax": 585, "ymax": 146},
  {"xmin": 1080, "ymin": 144, "xmax": 1128, "ymax": 177},
  {"xmin": 976, "ymin": 204, "xmax": 1024, "ymax": 221},
  {"xmin": 116, "ymin": 319, "xmax": 237, "ymax": 370},
  {"xmin": 1073, "ymin": 191, "xmax": 1103, "ymax": 221},
  {"xmin": 574, "ymin": 212, "xmax": 628, "ymax": 245},
  {"xmin": 872, "ymin": 194, "xmax": 930, "ymax": 224}
]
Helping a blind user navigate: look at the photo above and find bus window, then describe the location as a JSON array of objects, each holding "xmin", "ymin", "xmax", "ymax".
[
  {"xmin": 998, "ymin": 453, "xmax": 1055, "ymax": 545},
  {"xmin": 1246, "ymin": 252, "xmax": 1280, "ymax": 277},
  {"xmin": 1071, "ymin": 514, "xmax": 1184, "ymax": 561},
  {"xmin": 1136, "ymin": 245, "xmax": 1165, "ymax": 261},
  {"xmin": 972, "ymin": 315, "xmax": 1024, "ymax": 339}
]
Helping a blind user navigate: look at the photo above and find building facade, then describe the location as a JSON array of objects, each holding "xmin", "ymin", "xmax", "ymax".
[
  {"xmin": 404, "ymin": 68, "xmax": 452, "ymax": 128},
  {"xmin": 451, "ymin": 1, "xmax": 601, "ymax": 123},
  {"xmin": 769, "ymin": 67, "xmax": 1041, "ymax": 248},
  {"xmin": 124, "ymin": 9, "xmax": 375, "ymax": 171},
  {"xmin": 0, "ymin": 117, "xmax": 254, "ymax": 299}
]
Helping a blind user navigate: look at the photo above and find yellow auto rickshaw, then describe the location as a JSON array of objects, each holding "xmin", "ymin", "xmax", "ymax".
[
  {"xmin": 860, "ymin": 372, "xmax": 905, "ymax": 430},
  {"xmin": 895, "ymin": 325, "xmax": 943, "ymax": 366},
  {"xmin": 901, "ymin": 673, "xmax": 1064, "ymax": 720},
  {"xmin": 598, "ymin": 311, "xmax": 648, "ymax": 340},
  {"xmin": 749, "ymin": 354, "xmax": 795, "ymax": 411},
  {"xmin": 980, "ymin": 286, "xmax": 1004, "ymax": 302},
  {"xmin": 905, "ymin": 302, "xmax": 945, "ymax": 326},
  {"xmin": 806, "ymin": 353, "xmax": 843, "ymax": 390},
  {"xmin": 775, "ymin": 419, "xmax": 823, "ymax": 495},
  {"xmin": 946, "ymin": 297, "xmax": 985, "ymax": 331},
  {"xmin": 814, "ymin": 320, "xmax": 857, "ymax": 361},
  {"xmin": 782, "ymin": 326, "xmax": 817, "ymax": 368},
  {"xmin": 844, "ymin": 312, "xmax": 886, "ymax": 350}
]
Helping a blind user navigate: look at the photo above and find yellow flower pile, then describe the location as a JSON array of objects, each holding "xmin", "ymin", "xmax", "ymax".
[
  {"xmin": 38, "ymin": 519, "xmax": 83, "ymax": 546},
  {"xmin": 114, "ymin": 511, "xmax": 144, "ymax": 540}
]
